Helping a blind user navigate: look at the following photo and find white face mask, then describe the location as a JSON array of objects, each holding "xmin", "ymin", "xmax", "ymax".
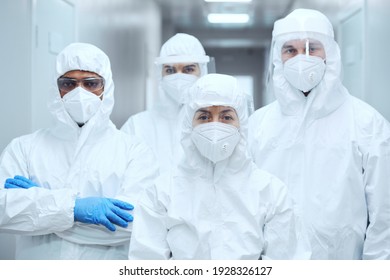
[
  {"xmin": 62, "ymin": 87, "xmax": 103, "ymax": 125},
  {"xmin": 283, "ymin": 54, "xmax": 326, "ymax": 92},
  {"xmin": 161, "ymin": 73, "xmax": 198, "ymax": 104},
  {"xmin": 191, "ymin": 122, "xmax": 240, "ymax": 163}
]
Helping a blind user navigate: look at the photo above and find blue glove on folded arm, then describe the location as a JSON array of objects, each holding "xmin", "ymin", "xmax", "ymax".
[
  {"xmin": 4, "ymin": 175, "xmax": 39, "ymax": 189},
  {"xmin": 74, "ymin": 197, "xmax": 134, "ymax": 231}
]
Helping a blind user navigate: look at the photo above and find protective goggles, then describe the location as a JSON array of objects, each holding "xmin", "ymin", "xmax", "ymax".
[{"xmin": 57, "ymin": 77, "xmax": 105, "ymax": 93}]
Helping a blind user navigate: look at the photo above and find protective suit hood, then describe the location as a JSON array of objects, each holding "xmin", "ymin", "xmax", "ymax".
[
  {"xmin": 269, "ymin": 9, "xmax": 348, "ymax": 119},
  {"xmin": 154, "ymin": 33, "xmax": 209, "ymax": 115},
  {"xmin": 120, "ymin": 34, "xmax": 210, "ymax": 174},
  {"xmin": 180, "ymin": 74, "xmax": 251, "ymax": 178},
  {"xmin": 155, "ymin": 33, "xmax": 210, "ymax": 70},
  {"xmin": 48, "ymin": 43, "xmax": 115, "ymax": 133}
]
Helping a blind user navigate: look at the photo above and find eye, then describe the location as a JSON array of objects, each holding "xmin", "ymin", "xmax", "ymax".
[
  {"xmin": 198, "ymin": 114, "xmax": 209, "ymax": 121},
  {"xmin": 308, "ymin": 43, "xmax": 324, "ymax": 54},
  {"xmin": 62, "ymin": 81, "xmax": 74, "ymax": 88},
  {"xmin": 183, "ymin": 66, "xmax": 195, "ymax": 74},
  {"xmin": 57, "ymin": 78, "xmax": 77, "ymax": 91},
  {"xmin": 84, "ymin": 80, "xmax": 99, "ymax": 90},
  {"xmin": 310, "ymin": 47, "xmax": 324, "ymax": 55},
  {"xmin": 195, "ymin": 111, "xmax": 211, "ymax": 122},
  {"xmin": 221, "ymin": 114, "xmax": 234, "ymax": 121},
  {"xmin": 164, "ymin": 67, "xmax": 175, "ymax": 75},
  {"xmin": 82, "ymin": 78, "xmax": 104, "ymax": 92},
  {"xmin": 283, "ymin": 47, "xmax": 296, "ymax": 55}
]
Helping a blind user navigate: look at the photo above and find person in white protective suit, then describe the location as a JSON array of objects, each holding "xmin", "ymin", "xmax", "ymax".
[
  {"xmin": 121, "ymin": 33, "xmax": 210, "ymax": 173},
  {"xmin": 128, "ymin": 73, "xmax": 311, "ymax": 260},
  {"xmin": 248, "ymin": 9, "xmax": 390, "ymax": 259},
  {"xmin": 0, "ymin": 43, "xmax": 158, "ymax": 259}
]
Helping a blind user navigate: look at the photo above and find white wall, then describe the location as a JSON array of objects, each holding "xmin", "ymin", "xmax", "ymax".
[
  {"xmin": 364, "ymin": 0, "xmax": 390, "ymax": 121},
  {"xmin": 338, "ymin": 0, "xmax": 390, "ymax": 121},
  {"xmin": 0, "ymin": 0, "xmax": 32, "ymax": 260},
  {"xmin": 0, "ymin": 0, "xmax": 32, "ymax": 153},
  {"xmin": 339, "ymin": 5, "xmax": 364, "ymax": 100},
  {"xmin": 0, "ymin": 0, "xmax": 77, "ymax": 152}
]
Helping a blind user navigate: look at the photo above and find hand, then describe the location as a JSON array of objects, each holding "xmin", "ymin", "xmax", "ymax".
[
  {"xmin": 4, "ymin": 175, "xmax": 39, "ymax": 189},
  {"xmin": 74, "ymin": 197, "xmax": 134, "ymax": 231}
]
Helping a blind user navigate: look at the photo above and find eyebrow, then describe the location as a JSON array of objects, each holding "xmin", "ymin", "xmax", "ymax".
[
  {"xmin": 60, "ymin": 76, "xmax": 100, "ymax": 79},
  {"xmin": 220, "ymin": 109, "xmax": 235, "ymax": 114},
  {"xmin": 309, "ymin": 42, "xmax": 323, "ymax": 47},
  {"xmin": 195, "ymin": 109, "xmax": 210, "ymax": 114},
  {"xmin": 195, "ymin": 108, "xmax": 235, "ymax": 114},
  {"xmin": 282, "ymin": 44, "xmax": 295, "ymax": 49}
]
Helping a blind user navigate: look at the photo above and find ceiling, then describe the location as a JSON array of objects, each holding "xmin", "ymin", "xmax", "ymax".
[{"xmin": 154, "ymin": 0, "xmax": 345, "ymax": 48}]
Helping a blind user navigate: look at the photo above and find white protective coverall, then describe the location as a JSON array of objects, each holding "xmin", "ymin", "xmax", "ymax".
[
  {"xmin": 248, "ymin": 9, "xmax": 390, "ymax": 259},
  {"xmin": 121, "ymin": 33, "xmax": 209, "ymax": 173},
  {"xmin": 128, "ymin": 74, "xmax": 310, "ymax": 260},
  {"xmin": 0, "ymin": 43, "xmax": 158, "ymax": 259}
]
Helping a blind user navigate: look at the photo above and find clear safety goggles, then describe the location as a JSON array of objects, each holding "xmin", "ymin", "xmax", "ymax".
[{"xmin": 57, "ymin": 77, "xmax": 105, "ymax": 93}]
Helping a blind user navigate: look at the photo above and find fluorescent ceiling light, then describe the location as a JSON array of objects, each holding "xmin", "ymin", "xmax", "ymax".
[
  {"xmin": 205, "ymin": 0, "xmax": 252, "ymax": 2},
  {"xmin": 207, "ymin": 13, "xmax": 250, "ymax": 24}
]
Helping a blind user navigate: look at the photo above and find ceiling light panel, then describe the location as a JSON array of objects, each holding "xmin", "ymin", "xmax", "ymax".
[
  {"xmin": 204, "ymin": 0, "xmax": 252, "ymax": 3},
  {"xmin": 207, "ymin": 13, "xmax": 250, "ymax": 23}
]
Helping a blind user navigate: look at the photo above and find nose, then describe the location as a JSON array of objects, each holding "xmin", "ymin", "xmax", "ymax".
[
  {"xmin": 73, "ymin": 82, "xmax": 83, "ymax": 88},
  {"xmin": 298, "ymin": 49, "xmax": 307, "ymax": 55}
]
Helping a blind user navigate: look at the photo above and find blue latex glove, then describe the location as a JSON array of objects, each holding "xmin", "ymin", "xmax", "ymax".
[
  {"xmin": 4, "ymin": 175, "xmax": 39, "ymax": 189},
  {"xmin": 74, "ymin": 197, "xmax": 134, "ymax": 231}
]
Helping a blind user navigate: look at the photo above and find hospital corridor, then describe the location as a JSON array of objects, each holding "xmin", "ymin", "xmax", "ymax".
[{"xmin": 1, "ymin": 0, "xmax": 390, "ymax": 261}]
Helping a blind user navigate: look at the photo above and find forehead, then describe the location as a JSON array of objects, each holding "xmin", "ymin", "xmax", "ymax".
[
  {"xmin": 195, "ymin": 105, "xmax": 237, "ymax": 114},
  {"xmin": 282, "ymin": 38, "xmax": 324, "ymax": 49},
  {"xmin": 62, "ymin": 70, "xmax": 100, "ymax": 78},
  {"xmin": 163, "ymin": 63, "xmax": 198, "ymax": 68}
]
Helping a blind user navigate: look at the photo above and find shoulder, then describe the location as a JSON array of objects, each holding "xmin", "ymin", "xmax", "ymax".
[
  {"xmin": 4, "ymin": 129, "xmax": 48, "ymax": 150},
  {"xmin": 248, "ymin": 102, "xmax": 279, "ymax": 140},
  {"xmin": 105, "ymin": 125, "xmax": 155, "ymax": 160},
  {"xmin": 250, "ymin": 165, "xmax": 286, "ymax": 189},
  {"xmin": 251, "ymin": 102, "xmax": 277, "ymax": 118},
  {"xmin": 121, "ymin": 130, "xmax": 153, "ymax": 152},
  {"xmin": 247, "ymin": 163, "xmax": 287, "ymax": 195},
  {"xmin": 144, "ymin": 171, "xmax": 173, "ymax": 206},
  {"xmin": 121, "ymin": 110, "xmax": 157, "ymax": 134},
  {"xmin": 123, "ymin": 110, "xmax": 154, "ymax": 126},
  {"xmin": 249, "ymin": 102, "xmax": 278, "ymax": 125},
  {"xmin": 0, "ymin": 129, "xmax": 49, "ymax": 168},
  {"xmin": 349, "ymin": 96, "xmax": 390, "ymax": 139},
  {"xmin": 350, "ymin": 96, "xmax": 386, "ymax": 121}
]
